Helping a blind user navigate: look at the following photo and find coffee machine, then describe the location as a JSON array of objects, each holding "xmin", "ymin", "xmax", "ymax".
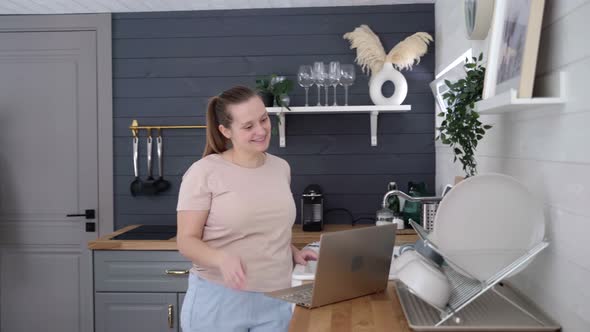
[{"xmin": 301, "ymin": 184, "xmax": 324, "ymax": 232}]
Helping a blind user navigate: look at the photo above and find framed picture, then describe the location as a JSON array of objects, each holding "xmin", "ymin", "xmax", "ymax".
[
  {"xmin": 482, "ymin": 0, "xmax": 546, "ymax": 99},
  {"xmin": 430, "ymin": 49, "xmax": 473, "ymax": 112}
]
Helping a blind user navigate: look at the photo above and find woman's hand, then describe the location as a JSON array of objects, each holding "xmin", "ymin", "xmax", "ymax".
[
  {"xmin": 292, "ymin": 246, "xmax": 319, "ymax": 266},
  {"xmin": 217, "ymin": 252, "xmax": 246, "ymax": 290}
]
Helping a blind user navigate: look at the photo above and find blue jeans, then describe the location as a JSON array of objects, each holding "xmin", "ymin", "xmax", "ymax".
[{"xmin": 181, "ymin": 273, "xmax": 293, "ymax": 332}]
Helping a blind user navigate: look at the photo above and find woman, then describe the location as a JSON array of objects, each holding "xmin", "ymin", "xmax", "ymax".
[{"xmin": 176, "ymin": 86, "xmax": 318, "ymax": 332}]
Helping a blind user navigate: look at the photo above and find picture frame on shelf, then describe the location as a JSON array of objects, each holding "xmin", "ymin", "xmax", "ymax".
[
  {"xmin": 429, "ymin": 49, "xmax": 473, "ymax": 112},
  {"xmin": 482, "ymin": 0, "xmax": 546, "ymax": 99}
]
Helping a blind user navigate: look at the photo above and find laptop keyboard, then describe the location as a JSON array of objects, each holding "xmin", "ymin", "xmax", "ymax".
[{"xmin": 278, "ymin": 286, "xmax": 313, "ymax": 305}]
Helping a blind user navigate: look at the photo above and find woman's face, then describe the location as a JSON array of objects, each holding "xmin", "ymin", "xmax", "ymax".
[{"xmin": 219, "ymin": 96, "xmax": 271, "ymax": 154}]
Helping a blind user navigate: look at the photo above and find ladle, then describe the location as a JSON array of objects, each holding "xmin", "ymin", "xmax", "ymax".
[
  {"xmin": 153, "ymin": 132, "xmax": 171, "ymax": 193},
  {"xmin": 141, "ymin": 129, "xmax": 158, "ymax": 195}
]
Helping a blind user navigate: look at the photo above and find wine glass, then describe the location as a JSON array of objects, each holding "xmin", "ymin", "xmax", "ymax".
[
  {"xmin": 340, "ymin": 64, "xmax": 356, "ymax": 106},
  {"xmin": 312, "ymin": 62, "xmax": 326, "ymax": 106},
  {"xmin": 297, "ymin": 65, "xmax": 314, "ymax": 107},
  {"xmin": 328, "ymin": 61, "xmax": 341, "ymax": 106}
]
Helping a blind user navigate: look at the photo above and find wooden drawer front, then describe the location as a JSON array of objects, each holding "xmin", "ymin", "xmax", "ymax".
[{"xmin": 94, "ymin": 251, "xmax": 192, "ymax": 292}]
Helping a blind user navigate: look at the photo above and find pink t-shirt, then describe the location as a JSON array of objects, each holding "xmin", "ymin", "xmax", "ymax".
[{"xmin": 176, "ymin": 153, "xmax": 296, "ymax": 292}]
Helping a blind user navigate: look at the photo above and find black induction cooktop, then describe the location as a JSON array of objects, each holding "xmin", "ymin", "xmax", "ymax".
[{"xmin": 112, "ymin": 225, "xmax": 177, "ymax": 240}]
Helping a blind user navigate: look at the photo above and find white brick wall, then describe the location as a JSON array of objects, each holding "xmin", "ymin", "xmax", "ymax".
[{"xmin": 434, "ymin": 1, "xmax": 590, "ymax": 330}]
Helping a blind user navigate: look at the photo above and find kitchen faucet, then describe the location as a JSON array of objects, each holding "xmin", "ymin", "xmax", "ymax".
[
  {"xmin": 380, "ymin": 190, "xmax": 442, "ymax": 209},
  {"xmin": 377, "ymin": 185, "xmax": 452, "ymax": 231}
]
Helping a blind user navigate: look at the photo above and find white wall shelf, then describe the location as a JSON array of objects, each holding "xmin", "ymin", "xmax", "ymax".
[
  {"xmin": 266, "ymin": 105, "xmax": 411, "ymax": 147},
  {"xmin": 476, "ymin": 71, "xmax": 566, "ymax": 115}
]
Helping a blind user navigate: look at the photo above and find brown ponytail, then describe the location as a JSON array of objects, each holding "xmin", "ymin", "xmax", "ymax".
[{"xmin": 203, "ymin": 85, "xmax": 259, "ymax": 157}]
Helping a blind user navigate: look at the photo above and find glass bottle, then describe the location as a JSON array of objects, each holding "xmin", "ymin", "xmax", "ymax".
[{"xmin": 402, "ymin": 181, "xmax": 426, "ymax": 228}]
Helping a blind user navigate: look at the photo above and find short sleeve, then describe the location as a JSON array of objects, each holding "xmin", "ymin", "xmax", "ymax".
[
  {"xmin": 176, "ymin": 162, "xmax": 212, "ymax": 211},
  {"xmin": 282, "ymin": 158, "xmax": 291, "ymax": 185}
]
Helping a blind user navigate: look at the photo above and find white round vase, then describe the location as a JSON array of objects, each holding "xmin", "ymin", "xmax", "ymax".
[{"xmin": 369, "ymin": 62, "xmax": 408, "ymax": 105}]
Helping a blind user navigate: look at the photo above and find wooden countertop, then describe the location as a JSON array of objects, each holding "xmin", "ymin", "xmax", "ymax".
[
  {"xmin": 88, "ymin": 224, "xmax": 176, "ymax": 250},
  {"xmin": 88, "ymin": 224, "xmax": 417, "ymax": 250},
  {"xmin": 291, "ymin": 225, "xmax": 417, "ymax": 249},
  {"xmin": 289, "ymin": 281, "xmax": 411, "ymax": 332}
]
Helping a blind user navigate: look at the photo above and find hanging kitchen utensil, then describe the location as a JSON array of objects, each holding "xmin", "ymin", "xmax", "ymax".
[
  {"xmin": 130, "ymin": 135, "xmax": 143, "ymax": 196},
  {"xmin": 141, "ymin": 129, "xmax": 158, "ymax": 195},
  {"xmin": 153, "ymin": 132, "xmax": 171, "ymax": 193}
]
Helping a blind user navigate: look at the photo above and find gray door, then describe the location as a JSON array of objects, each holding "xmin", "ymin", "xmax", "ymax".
[
  {"xmin": 0, "ymin": 30, "xmax": 99, "ymax": 331},
  {"xmin": 95, "ymin": 293, "xmax": 178, "ymax": 332}
]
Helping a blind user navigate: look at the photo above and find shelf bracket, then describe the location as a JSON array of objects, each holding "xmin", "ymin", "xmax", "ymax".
[
  {"xmin": 370, "ymin": 111, "xmax": 378, "ymax": 146},
  {"xmin": 278, "ymin": 112, "xmax": 286, "ymax": 147}
]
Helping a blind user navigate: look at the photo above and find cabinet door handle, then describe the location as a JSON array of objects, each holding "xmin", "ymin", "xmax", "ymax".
[
  {"xmin": 66, "ymin": 209, "xmax": 95, "ymax": 219},
  {"xmin": 168, "ymin": 304, "xmax": 174, "ymax": 328},
  {"xmin": 165, "ymin": 269, "xmax": 189, "ymax": 275}
]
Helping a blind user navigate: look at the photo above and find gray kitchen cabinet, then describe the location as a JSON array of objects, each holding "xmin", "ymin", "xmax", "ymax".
[
  {"xmin": 94, "ymin": 251, "xmax": 191, "ymax": 292},
  {"xmin": 95, "ymin": 293, "xmax": 178, "ymax": 332},
  {"xmin": 93, "ymin": 251, "xmax": 192, "ymax": 332}
]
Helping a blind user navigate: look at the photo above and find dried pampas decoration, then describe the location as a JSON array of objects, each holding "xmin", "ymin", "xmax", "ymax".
[
  {"xmin": 343, "ymin": 25, "xmax": 433, "ymax": 74},
  {"xmin": 387, "ymin": 32, "xmax": 433, "ymax": 70},
  {"xmin": 343, "ymin": 25, "xmax": 386, "ymax": 76}
]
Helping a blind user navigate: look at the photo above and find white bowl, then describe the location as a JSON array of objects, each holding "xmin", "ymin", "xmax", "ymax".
[
  {"xmin": 397, "ymin": 255, "xmax": 451, "ymax": 310},
  {"xmin": 391, "ymin": 250, "xmax": 420, "ymax": 276}
]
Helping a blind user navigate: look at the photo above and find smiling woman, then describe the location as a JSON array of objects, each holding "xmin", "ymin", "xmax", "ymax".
[
  {"xmin": 214, "ymin": 90, "xmax": 272, "ymax": 161},
  {"xmin": 175, "ymin": 85, "xmax": 318, "ymax": 332},
  {"xmin": 201, "ymin": 86, "xmax": 268, "ymax": 159}
]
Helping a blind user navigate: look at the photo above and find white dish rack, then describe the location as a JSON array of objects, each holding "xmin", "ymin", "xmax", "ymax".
[{"xmin": 398, "ymin": 220, "xmax": 560, "ymax": 331}]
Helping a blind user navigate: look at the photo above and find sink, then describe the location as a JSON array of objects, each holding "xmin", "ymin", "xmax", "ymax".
[{"xmin": 111, "ymin": 225, "xmax": 177, "ymax": 240}]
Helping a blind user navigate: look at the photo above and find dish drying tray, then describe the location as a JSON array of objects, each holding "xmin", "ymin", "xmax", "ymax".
[{"xmin": 396, "ymin": 220, "xmax": 559, "ymax": 331}]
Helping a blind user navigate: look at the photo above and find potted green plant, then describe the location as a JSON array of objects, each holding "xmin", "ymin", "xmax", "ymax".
[
  {"xmin": 256, "ymin": 76, "xmax": 274, "ymax": 107},
  {"xmin": 256, "ymin": 74, "xmax": 293, "ymax": 110},
  {"xmin": 436, "ymin": 53, "xmax": 493, "ymax": 177}
]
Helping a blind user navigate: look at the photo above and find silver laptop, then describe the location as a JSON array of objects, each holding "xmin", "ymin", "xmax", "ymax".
[{"xmin": 266, "ymin": 224, "xmax": 396, "ymax": 308}]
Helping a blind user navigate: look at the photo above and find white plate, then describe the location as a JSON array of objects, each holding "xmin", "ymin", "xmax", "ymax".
[{"xmin": 430, "ymin": 173, "xmax": 545, "ymax": 281}]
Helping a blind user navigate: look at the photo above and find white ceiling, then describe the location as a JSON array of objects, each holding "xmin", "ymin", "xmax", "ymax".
[{"xmin": 0, "ymin": 0, "xmax": 434, "ymax": 15}]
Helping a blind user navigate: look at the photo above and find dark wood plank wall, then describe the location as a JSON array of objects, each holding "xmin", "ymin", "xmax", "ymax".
[{"xmin": 112, "ymin": 4, "xmax": 435, "ymax": 229}]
